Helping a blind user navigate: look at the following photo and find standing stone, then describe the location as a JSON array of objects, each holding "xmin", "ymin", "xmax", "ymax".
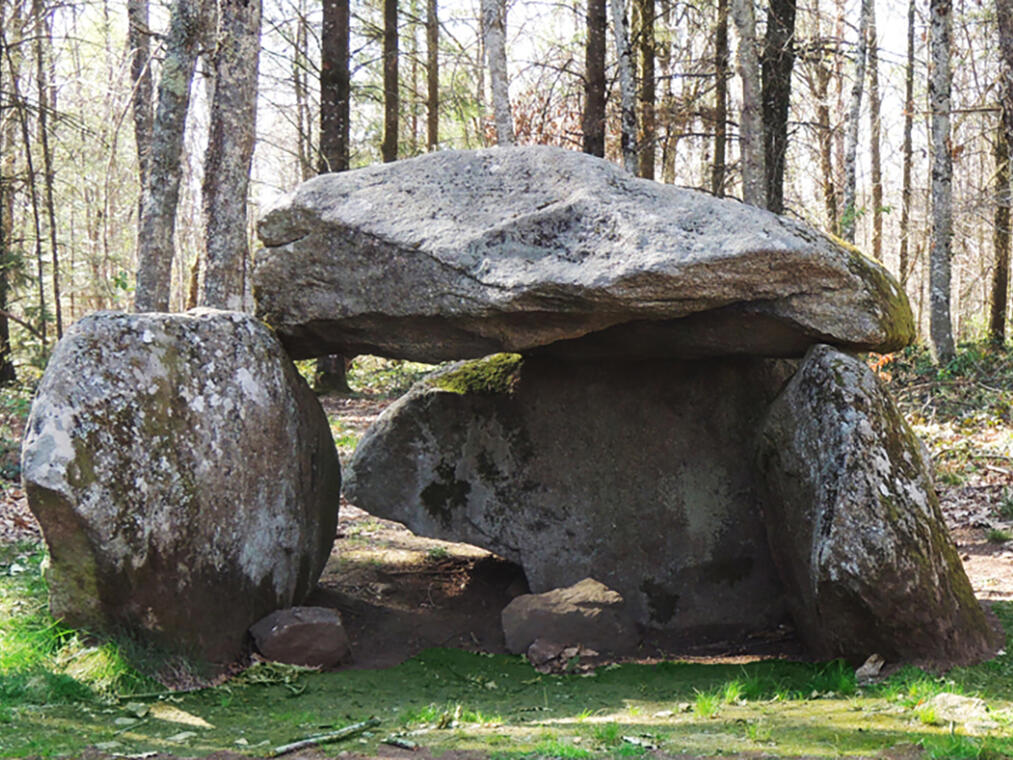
[
  {"xmin": 345, "ymin": 353, "xmax": 793, "ymax": 637},
  {"xmin": 756, "ymin": 345, "xmax": 1002, "ymax": 666},
  {"xmin": 22, "ymin": 310, "xmax": 341, "ymax": 666}
]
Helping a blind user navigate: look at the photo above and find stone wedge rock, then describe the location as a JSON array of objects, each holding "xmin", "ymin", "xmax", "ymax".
[
  {"xmin": 755, "ymin": 344, "xmax": 1002, "ymax": 667},
  {"xmin": 255, "ymin": 146, "xmax": 914, "ymax": 362},
  {"xmin": 21, "ymin": 310, "xmax": 341, "ymax": 667},
  {"xmin": 344, "ymin": 354, "xmax": 792, "ymax": 637},
  {"xmin": 250, "ymin": 607, "xmax": 351, "ymax": 668}
]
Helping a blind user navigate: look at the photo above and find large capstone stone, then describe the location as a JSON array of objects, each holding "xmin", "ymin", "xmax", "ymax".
[
  {"xmin": 344, "ymin": 354, "xmax": 793, "ymax": 638},
  {"xmin": 755, "ymin": 345, "xmax": 1002, "ymax": 666},
  {"xmin": 255, "ymin": 146, "xmax": 914, "ymax": 362},
  {"xmin": 21, "ymin": 310, "xmax": 341, "ymax": 666}
]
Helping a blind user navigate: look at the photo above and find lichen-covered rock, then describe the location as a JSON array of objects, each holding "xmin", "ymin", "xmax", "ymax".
[
  {"xmin": 255, "ymin": 146, "xmax": 914, "ymax": 362},
  {"xmin": 755, "ymin": 345, "xmax": 1002, "ymax": 666},
  {"xmin": 345, "ymin": 354, "xmax": 792, "ymax": 637},
  {"xmin": 21, "ymin": 310, "xmax": 341, "ymax": 666},
  {"xmin": 501, "ymin": 578, "xmax": 638, "ymax": 655}
]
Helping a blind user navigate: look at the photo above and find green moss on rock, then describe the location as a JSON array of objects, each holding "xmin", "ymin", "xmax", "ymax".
[{"xmin": 429, "ymin": 354, "xmax": 523, "ymax": 395}]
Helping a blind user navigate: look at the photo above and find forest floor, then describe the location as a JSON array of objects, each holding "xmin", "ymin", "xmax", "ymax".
[{"xmin": 1, "ymin": 349, "xmax": 1013, "ymax": 759}]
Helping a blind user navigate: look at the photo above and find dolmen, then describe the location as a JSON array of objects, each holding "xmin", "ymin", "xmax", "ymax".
[{"xmin": 257, "ymin": 146, "xmax": 1001, "ymax": 667}]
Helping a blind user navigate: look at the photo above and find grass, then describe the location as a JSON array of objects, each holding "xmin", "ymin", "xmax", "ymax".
[{"xmin": 987, "ymin": 528, "xmax": 1012, "ymax": 543}]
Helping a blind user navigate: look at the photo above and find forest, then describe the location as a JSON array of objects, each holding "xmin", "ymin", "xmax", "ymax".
[{"xmin": 0, "ymin": 0, "xmax": 1010, "ymax": 376}]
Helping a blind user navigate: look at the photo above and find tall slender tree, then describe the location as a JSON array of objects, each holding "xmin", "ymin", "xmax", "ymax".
[
  {"xmin": 730, "ymin": 0, "xmax": 765, "ymax": 207},
  {"xmin": 636, "ymin": 0, "xmax": 655, "ymax": 178},
  {"xmin": 867, "ymin": 0, "xmax": 882, "ymax": 260},
  {"xmin": 899, "ymin": 0, "xmax": 915, "ymax": 286},
  {"xmin": 760, "ymin": 0, "xmax": 795, "ymax": 214},
  {"xmin": 128, "ymin": 0, "xmax": 153, "ymax": 192},
  {"xmin": 612, "ymin": 0, "xmax": 637, "ymax": 172},
  {"xmin": 426, "ymin": 0, "xmax": 438, "ymax": 150},
  {"xmin": 321, "ymin": 0, "xmax": 350, "ymax": 171},
  {"xmin": 990, "ymin": 0, "xmax": 1013, "ymax": 344},
  {"xmin": 929, "ymin": 0, "xmax": 954, "ymax": 361},
  {"xmin": 482, "ymin": 0, "xmax": 513, "ymax": 144},
  {"xmin": 582, "ymin": 0, "xmax": 606, "ymax": 157},
  {"xmin": 711, "ymin": 0, "xmax": 728, "ymax": 197},
  {"xmin": 841, "ymin": 0, "xmax": 870, "ymax": 243},
  {"xmin": 382, "ymin": 0, "xmax": 399, "ymax": 161}
]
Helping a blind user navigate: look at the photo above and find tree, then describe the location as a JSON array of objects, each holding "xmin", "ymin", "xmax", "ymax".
[
  {"xmin": 200, "ymin": 0, "xmax": 262, "ymax": 310},
  {"xmin": 612, "ymin": 0, "xmax": 637, "ymax": 172},
  {"xmin": 134, "ymin": 0, "xmax": 207, "ymax": 312},
  {"xmin": 321, "ymin": 0, "xmax": 350, "ymax": 170},
  {"xmin": 582, "ymin": 0, "xmax": 606, "ymax": 157},
  {"xmin": 636, "ymin": 0, "xmax": 655, "ymax": 178},
  {"xmin": 730, "ymin": 0, "xmax": 765, "ymax": 207},
  {"xmin": 482, "ymin": 0, "xmax": 513, "ymax": 144},
  {"xmin": 711, "ymin": 0, "xmax": 728, "ymax": 197},
  {"xmin": 127, "ymin": 0, "xmax": 153, "ymax": 191},
  {"xmin": 840, "ymin": 0, "xmax": 870, "ymax": 243},
  {"xmin": 899, "ymin": 0, "xmax": 915, "ymax": 286},
  {"xmin": 866, "ymin": 0, "xmax": 882, "ymax": 260},
  {"xmin": 929, "ymin": 0, "xmax": 954, "ymax": 361},
  {"xmin": 989, "ymin": 0, "xmax": 1013, "ymax": 344},
  {"xmin": 426, "ymin": 0, "xmax": 438, "ymax": 150},
  {"xmin": 382, "ymin": 0, "xmax": 399, "ymax": 161},
  {"xmin": 761, "ymin": 0, "xmax": 796, "ymax": 214}
]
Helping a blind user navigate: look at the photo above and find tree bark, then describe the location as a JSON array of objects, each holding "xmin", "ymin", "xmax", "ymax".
[
  {"xmin": 134, "ymin": 0, "xmax": 206, "ymax": 312},
  {"xmin": 990, "ymin": 0, "xmax": 1013, "ymax": 344},
  {"xmin": 321, "ymin": 0, "xmax": 350, "ymax": 170},
  {"xmin": 128, "ymin": 0, "xmax": 153, "ymax": 192},
  {"xmin": 761, "ymin": 0, "xmax": 795, "ymax": 214},
  {"xmin": 929, "ymin": 0, "xmax": 954, "ymax": 361},
  {"xmin": 611, "ymin": 0, "xmax": 637, "ymax": 173},
  {"xmin": 582, "ymin": 0, "xmax": 606, "ymax": 157},
  {"xmin": 712, "ymin": 0, "xmax": 728, "ymax": 197},
  {"xmin": 382, "ymin": 0, "xmax": 399, "ymax": 162},
  {"xmin": 482, "ymin": 0, "xmax": 513, "ymax": 144},
  {"xmin": 0, "ymin": 18, "xmax": 17, "ymax": 381},
  {"xmin": 841, "ymin": 0, "xmax": 870, "ymax": 243},
  {"xmin": 899, "ymin": 0, "xmax": 915, "ymax": 286},
  {"xmin": 426, "ymin": 0, "xmax": 438, "ymax": 150},
  {"xmin": 34, "ymin": 0, "xmax": 61, "ymax": 337},
  {"xmin": 730, "ymin": 0, "xmax": 765, "ymax": 207},
  {"xmin": 867, "ymin": 0, "xmax": 882, "ymax": 261},
  {"xmin": 636, "ymin": 0, "xmax": 655, "ymax": 178},
  {"xmin": 200, "ymin": 0, "xmax": 261, "ymax": 311}
]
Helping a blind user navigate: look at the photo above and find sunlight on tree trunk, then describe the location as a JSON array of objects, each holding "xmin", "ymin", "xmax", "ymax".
[
  {"xmin": 899, "ymin": 0, "xmax": 915, "ymax": 287},
  {"xmin": 929, "ymin": 0, "xmax": 954, "ymax": 361},
  {"xmin": 636, "ymin": 0, "xmax": 655, "ymax": 179},
  {"xmin": 482, "ymin": 0, "xmax": 513, "ymax": 145},
  {"xmin": 841, "ymin": 0, "xmax": 870, "ymax": 243},
  {"xmin": 582, "ymin": 0, "xmax": 606, "ymax": 157},
  {"xmin": 382, "ymin": 0, "xmax": 399, "ymax": 161},
  {"xmin": 427, "ymin": 0, "xmax": 438, "ymax": 150},
  {"xmin": 990, "ymin": 0, "xmax": 1013, "ymax": 345},
  {"xmin": 711, "ymin": 0, "xmax": 728, "ymax": 197},
  {"xmin": 730, "ymin": 0, "xmax": 765, "ymax": 207},
  {"xmin": 867, "ymin": 0, "xmax": 882, "ymax": 261},
  {"xmin": 760, "ymin": 0, "xmax": 795, "ymax": 214},
  {"xmin": 611, "ymin": 0, "xmax": 637, "ymax": 173}
]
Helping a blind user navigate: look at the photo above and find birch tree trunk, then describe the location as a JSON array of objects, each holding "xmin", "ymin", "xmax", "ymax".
[
  {"xmin": 761, "ymin": 0, "xmax": 795, "ymax": 214},
  {"xmin": 134, "ymin": 0, "xmax": 206, "ymax": 312},
  {"xmin": 929, "ymin": 0, "xmax": 954, "ymax": 361},
  {"xmin": 711, "ymin": 0, "xmax": 728, "ymax": 196},
  {"xmin": 635, "ymin": 0, "xmax": 655, "ymax": 179},
  {"xmin": 381, "ymin": 0, "xmax": 399, "ymax": 161},
  {"xmin": 321, "ymin": 0, "xmax": 350, "ymax": 171},
  {"xmin": 899, "ymin": 0, "xmax": 915, "ymax": 286},
  {"xmin": 867, "ymin": 0, "xmax": 882, "ymax": 260},
  {"xmin": 730, "ymin": 0, "xmax": 765, "ymax": 207},
  {"xmin": 989, "ymin": 0, "xmax": 1013, "ymax": 344},
  {"xmin": 482, "ymin": 0, "xmax": 513, "ymax": 144},
  {"xmin": 841, "ymin": 0, "xmax": 870, "ymax": 243},
  {"xmin": 199, "ymin": 0, "xmax": 261, "ymax": 311},
  {"xmin": 128, "ymin": 0, "xmax": 153, "ymax": 191},
  {"xmin": 611, "ymin": 0, "xmax": 637, "ymax": 173},
  {"xmin": 582, "ymin": 0, "xmax": 606, "ymax": 157},
  {"xmin": 426, "ymin": 0, "xmax": 438, "ymax": 150}
]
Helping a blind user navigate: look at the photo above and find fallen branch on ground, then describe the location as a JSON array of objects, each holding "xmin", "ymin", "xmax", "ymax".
[{"xmin": 271, "ymin": 717, "xmax": 381, "ymax": 756}]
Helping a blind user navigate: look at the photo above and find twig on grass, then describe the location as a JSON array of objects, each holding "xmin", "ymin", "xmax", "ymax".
[{"xmin": 271, "ymin": 716, "xmax": 381, "ymax": 756}]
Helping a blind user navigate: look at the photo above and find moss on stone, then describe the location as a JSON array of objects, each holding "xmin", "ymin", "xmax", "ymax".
[
  {"xmin": 843, "ymin": 249, "xmax": 916, "ymax": 351},
  {"xmin": 429, "ymin": 354, "xmax": 523, "ymax": 395}
]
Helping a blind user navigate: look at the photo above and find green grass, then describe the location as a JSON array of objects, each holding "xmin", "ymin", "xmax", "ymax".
[{"xmin": 987, "ymin": 528, "xmax": 1012, "ymax": 543}]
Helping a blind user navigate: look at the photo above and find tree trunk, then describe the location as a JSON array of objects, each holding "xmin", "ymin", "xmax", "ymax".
[
  {"xmin": 200, "ymin": 0, "xmax": 261, "ymax": 311},
  {"xmin": 760, "ymin": 0, "xmax": 795, "ymax": 214},
  {"xmin": 582, "ymin": 0, "xmax": 606, "ymax": 157},
  {"xmin": 482, "ymin": 0, "xmax": 513, "ymax": 144},
  {"xmin": 899, "ymin": 0, "xmax": 915, "ymax": 286},
  {"xmin": 321, "ymin": 0, "xmax": 350, "ymax": 170},
  {"xmin": 636, "ymin": 0, "xmax": 655, "ymax": 178},
  {"xmin": 841, "ymin": 0, "xmax": 870, "ymax": 243},
  {"xmin": 611, "ymin": 0, "xmax": 637, "ymax": 173},
  {"xmin": 867, "ymin": 0, "xmax": 882, "ymax": 261},
  {"xmin": 990, "ymin": 0, "xmax": 1013, "ymax": 344},
  {"xmin": 730, "ymin": 0, "xmax": 765, "ymax": 207},
  {"xmin": 34, "ymin": 0, "xmax": 61, "ymax": 338},
  {"xmin": 134, "ymin": 0, "xmax": 206, "ymax": 312},
  {"xmin": 128, "ymin": 0, "xmax": 153, "ymax": 192},
  {"xmin": 426, "ymin": 0, "xmax": 438, "ymax": 150},
  {"xmin": 382, "ymin": 0, "xmax": 399, "ymax": 161},
  {"xmin": 712, "ymin": 0, "xmax": 728, "ymax": 197},
  {"xmin": 929, "ymin": 0, "xmax": 954, "ymax": 361},
  {"xmin": 0, "ymin": 21, "xmax": 16, "ymax": 382},
  {"xmin": 294, "ymin": 0, "xmax": 314, "ymax": 180}
]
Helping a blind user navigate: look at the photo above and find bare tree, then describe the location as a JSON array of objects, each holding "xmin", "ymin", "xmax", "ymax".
[
  {"xmin": 990, "ymin": 0, "xmax": 1013, "ymax": 344},
  {"xmin": 382, "ymin": 0, "xmax": 399, "ymax": 161},
  {"xmin": 612, "ymin": 0, "xmax": 637, "ymax": 172},
  {"xmin": 200, "ymin": 0, "xmax": 262, "ymax": 310},
  {"xmin": 899, "ymin": 0, "xmax": 915, "ymax": 286},
  {"xmin": 482, "ymin": 0, "xmax": 513, "ymax": 144},
  {"xmin": 712, "ymin": 0, "xmax": 728, "ymax": 196},
  {"xmin": 128, "ymin": 0, "xmax": 153, "ymax": 191},
  {"xmin": 761, "ymin": 0, "xmax": 796, "ymax": 214},
  {"xmin": 134, "ymin": 0, "xmax": 207, "ymax": 312},
  {"xmin": 426, "ymin": 0, "xmax": 438, "ymax": 150},
  {"xmin": 841, "ymin": 0, "xmax": 870, "ymax": 243},
  {"xmin": 582, "ymin": 0, "xmax": 606, "ymax": 157},
  {"xmin": 321, "ymin": 0, "xmax": 350, "ymax": 170},
  {"xmin": 636, "ymin": 0, "xmax": 655, "ymax": 178},
  {"xmin": 867, "ymin": 0, "xmax": 882, "ymax": 260},
  {"xmin": 730, "ymin": 0, "xmax": 765, "ymax": 207},
  {"xmin": 929, "ymin": 0, "xmax": 954, "ymax": 361}
]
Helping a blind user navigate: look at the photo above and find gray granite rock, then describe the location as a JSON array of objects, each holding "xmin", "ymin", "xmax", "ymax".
[
  {"xmin": 255, "ymin": 146, "xmax": 914, "ymax": 362},
  {"xmin": 344, "ymin": 354, "xmax": 792, "ymax": 638},
  {"xmin": 250, "ymin": 607, "xmax": 350, "ymax": 668},
  {"xmin": 22, "ymin": 310, "xmax": 341, "ymax": 666},
  {"xmin": 755, "ymin": 345, "xmax": 1002, "ymax": 666}
]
